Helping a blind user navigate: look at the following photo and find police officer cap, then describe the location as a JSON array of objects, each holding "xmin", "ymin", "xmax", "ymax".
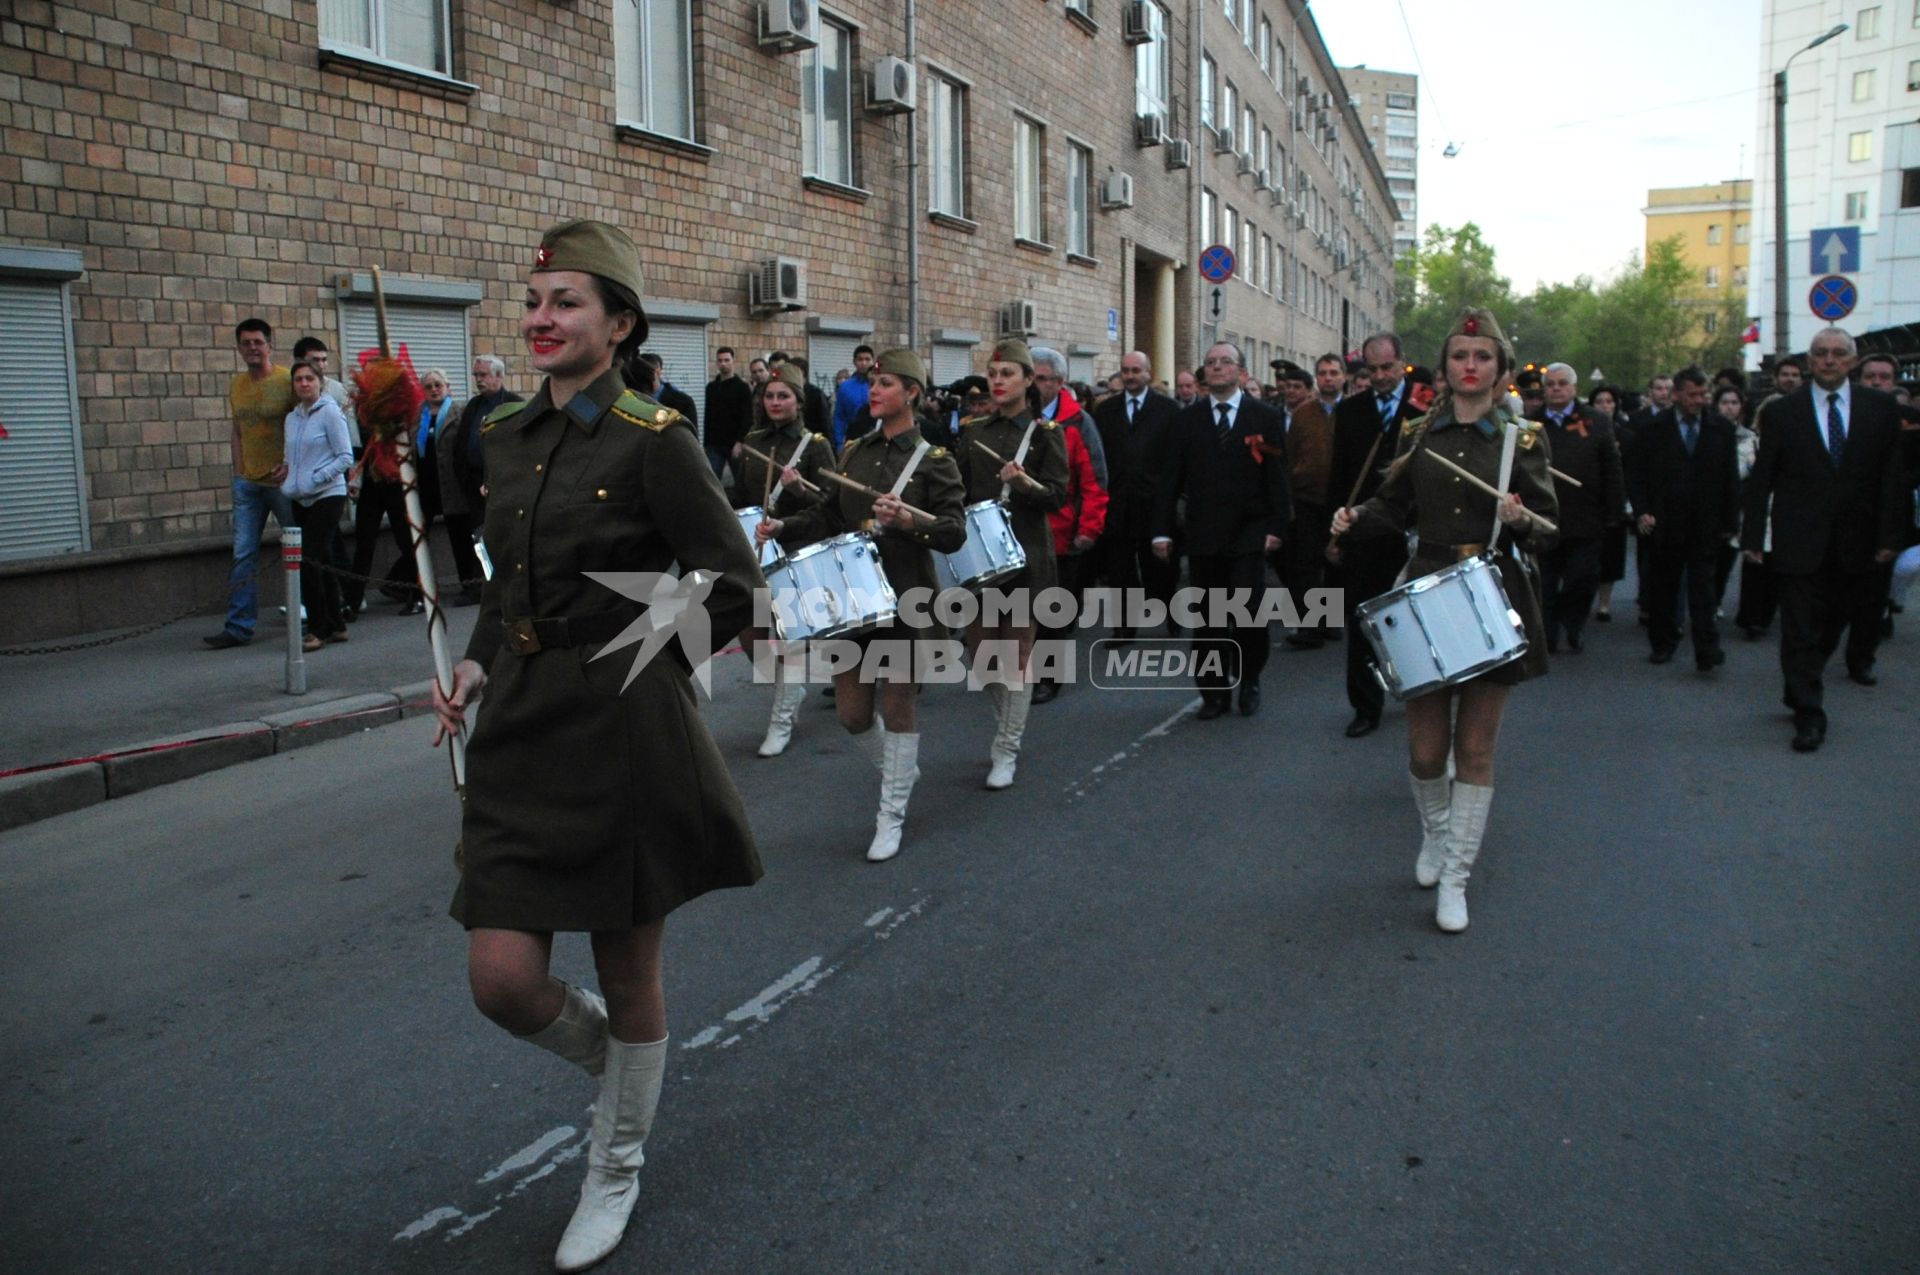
[
  {"xmin": 989, "ymin": 338, "xmax": 1034, "ymax": 372},
  {"xmin": 875, "ymin": 347, "xmax": 928, "ymax": 386},
  {"xmin": 532, "ymin": 219, "xmax": 650, "ymax": 343}
]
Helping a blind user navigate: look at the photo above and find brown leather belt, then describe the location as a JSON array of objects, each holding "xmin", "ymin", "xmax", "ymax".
[
  {"xmin": 503, "ymin": 608, "xmax": 644, "ymax": 655},
  {"xmin": 1417, "ymin": 540, "xmax": 1487, "ymax": 562}
]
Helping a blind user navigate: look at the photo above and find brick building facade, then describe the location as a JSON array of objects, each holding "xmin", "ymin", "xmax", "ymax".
[{"xmin": 1, "ymin": 0, "xmax": 1394, "ymax": 642}]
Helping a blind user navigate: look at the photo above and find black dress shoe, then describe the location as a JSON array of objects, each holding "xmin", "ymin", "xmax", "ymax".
[
  {"xmin": 1791, "ymin": 721, "xmax": 1826, "ymax": 752},
  {"xmin": 1195, "ymin": 698, "xmax": 1230, "ymax": 721},
  {"xmin": 1593, "ymin": 609, "xmax": 1612, "ymax": 624},
  {"xmin": 1031, "ymin": 678, "xmax": 1059, "ymax": 704},
  {"xmin": 1565, "ymin": 634, "xmax": 1584, "ymax": 653},
  {"xmin": 1344, "ymin": 714, "xmax": 1379, "ymax": 738},
  {"xmin": 1847, "ymin": 667, "xmax": 1878, "ymax": 687},
  {"xmin": 1237, "ymin": 684, "xmax": 1261, "ymax": 716},
  {"xmin": 202, "ymin": 632, "xmax": 249, "ymax": 650},
  {"xmin": 1696, "ymin": 648, "xmax": 1725, "ymax": 672},
  {"xmin": 1649, "ymin": 647, "xmax": 1675, "ymax": 665},
  {"xmin": 399, "ymin": 598, "xmax": 426, "ymax": 616}
]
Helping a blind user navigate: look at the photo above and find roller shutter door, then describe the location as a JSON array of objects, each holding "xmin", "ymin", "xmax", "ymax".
[
  {"xmin": 340, "ymin": 300, "xmax": 473, "ymax": 399},
  {"xmin": 930, "ymin": 341, "xmax": 975, "ymax": 388},
  {"xmin": 639, "ymin": 322, "xmax": 709, "ymax": 444},
  {"xmin": 0, "ymin": 281, "xmax": 87, "ymax": 561},
  {"xmin": 807, "ymin": 332, "xmax": 869, "ymax": 401}
]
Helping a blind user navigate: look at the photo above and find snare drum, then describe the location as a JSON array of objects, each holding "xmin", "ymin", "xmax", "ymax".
[
  {"xmin": 1355, "ymin": 553, "xmax": 1527, "ymax": 700},
  {"xmin": 736, "ymin": 506, "xmax": 786, "ymax": 571},
  {"xmin": 935, "ymin": 500, "xmax": 1028, "ymax": 590},
  {"xmin": 766, "ymin": 532, "xmax": 898, "ymax": 641}
]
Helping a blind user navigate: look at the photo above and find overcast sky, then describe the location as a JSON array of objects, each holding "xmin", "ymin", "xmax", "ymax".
[{"xmin": 1312, "ymin": 0, "xmax": 1763, "ymax": 292}]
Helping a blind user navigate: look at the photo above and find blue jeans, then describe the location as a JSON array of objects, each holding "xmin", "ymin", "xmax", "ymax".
[{"xmin": 223, "ymin": 477, "xmax": 293, "ymax": 640}]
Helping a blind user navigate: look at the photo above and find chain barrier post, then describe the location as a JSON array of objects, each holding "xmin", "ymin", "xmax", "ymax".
[{"xmin": 284, "ymin": 527, "xmax": 307, "ymax": 695}]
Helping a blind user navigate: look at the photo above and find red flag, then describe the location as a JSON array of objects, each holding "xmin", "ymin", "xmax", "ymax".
[{"xmin": 1740, "ymin": 319, "xmax": 1760, "ymax": 345}]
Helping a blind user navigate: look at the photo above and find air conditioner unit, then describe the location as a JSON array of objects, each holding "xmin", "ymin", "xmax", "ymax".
[
  {"xmin": 1255, "ymin": 166, "xmax": 1271, "ymax": 191},
  {"xmin": 1318, "ymin": 92, "xmax": 1334, "ymax": 111},
  {"xmin": 1135, "ymin": 111, "xmax": 1166, "ymax": 147},
  {"xmin": 1100, "ymin": 172, "xmax": 1135, "ymax": 210},
  {"xmin": 1325, "ymin": 122, "xmax": 1339, "ymax": 144},
  {"xmin": 1235, "ymin": 152, "xmax": 1253, "ymax": 175},
  {"xmin": 1268, "ymin": 186, "xmax": 1287, "ymax": 207},
  {"xmin": 1164, "ymin": 137, "xmax": 1192, "ymax": 170},
  {"xmin": 866, "ymin": 56, "xmax": 915, "ymax": 113},
  {"xmin": 998, "ymin": 298, "xmax": 1038, "ymax": 338},
  {"xmin": 748, "ymin": 256, "xmax": 808, "ymax": 313},
  {"xmin": 1334, "ymin": 248, "xmax": 1349, "ymax": 270},
  {"xmin": 1121, "ymin": 0, "xmax": 1155, "ymax": 45},
  {"xmin": 758, "ymin": 0, "xmax": 819, "ymax": 53},
  {"xmin": 1213, "ymin": 126, "xmax": 1235, "ymax": 155}
]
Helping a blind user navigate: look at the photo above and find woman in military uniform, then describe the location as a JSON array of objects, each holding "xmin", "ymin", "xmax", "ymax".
[
  {"xmin": 954, "ymin": 338, "xmax": 1069, "ymax": 790},
  {"xmin": 757, "ymin": 349, "xmax": 966, "ymax": 862},
  {"xmin": 730, "ymin": 362, "xmax": 837, "ymax": 758},
  {"xmin": 1330, "ymin": 308, "xmax": 1558, "ymax": 934},
  {"xmin": 429, "ymin": 220, "xmax": 765, "ymax": 1272}
]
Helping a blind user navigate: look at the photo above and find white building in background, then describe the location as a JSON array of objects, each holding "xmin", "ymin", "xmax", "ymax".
[
  {"xmin": 1753, "ymin": 0, "xmax": 1920, "ymax": 352},
  {"xmin": 1340, "ymin": 65, "xmax": 1419, "ymax": 259}
]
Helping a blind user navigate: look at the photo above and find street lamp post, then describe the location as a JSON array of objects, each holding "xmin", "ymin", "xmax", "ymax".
[{"xmin": 1773, "ymin": 23, "xmax": 1848, "ymax": 359}]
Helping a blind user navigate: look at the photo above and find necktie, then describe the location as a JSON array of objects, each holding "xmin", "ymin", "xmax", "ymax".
[
  {"xmin": 1681, "ymin": 417, "xmax": 1697, "ymax": 456},
  {"xmin": 1826, "ymin": 392, "xmax": 1844, "ymax": 463},
  {"xmin": 1378, "ymin": 394, "xmax": 1393, "ymax": 422},
  {"xmin": 1216, "ymin": 402, "xmax": 1232, "ymax": 443},
  {"xmin": 1128, "ymin": 396, "xmax": 1139, "ymax": 423}
]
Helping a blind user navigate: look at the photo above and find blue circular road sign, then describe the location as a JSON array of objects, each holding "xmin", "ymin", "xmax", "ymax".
[
  {"xmin": 1198, "ymin": 244, "xmax": 1236, "ymax": 284},
  {"xmin": 1809, "ymin": 275, "xmax": 1857, "ymax": 321}
]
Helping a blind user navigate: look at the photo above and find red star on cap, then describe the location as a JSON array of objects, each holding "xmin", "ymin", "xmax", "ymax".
[
  {"xmin": 535, "ymin": 245, "xmax": 553, "ymax": 267},
  {"xmin": 1462, "ymin": 316, "xmax": 1479, "ymax": 336}
]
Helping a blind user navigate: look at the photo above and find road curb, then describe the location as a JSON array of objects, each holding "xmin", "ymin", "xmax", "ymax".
[
  {"xmin": 101, "ymin": 722, "xmax": 278, "ymax": 799},
  {"xmin": 263, "ymin": 692, "xmax": 404, "ymax": 752},
  {"xmin": 0, "ymin": 764, "xmax": 108, "ymax": 833}
]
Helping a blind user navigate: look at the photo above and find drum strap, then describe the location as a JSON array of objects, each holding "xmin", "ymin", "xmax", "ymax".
[
  {"xmin": 768, "ymin": 433, "xmax": 810, "ymax": 505},
  {"xmin": 1489, "ymin": 418, "xmax": 1519, "ymax": 549},
  {"xmin": 1002, "ymin": 418, "xmax": 1041, "ymax": 503},
  {"xmin": 890, "ymin": 440, "xmax": 931, "ymax": 498}
]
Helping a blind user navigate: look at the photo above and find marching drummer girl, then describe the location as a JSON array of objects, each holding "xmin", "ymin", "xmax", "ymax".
[
  {"xmin": 730, "ymin": 362, "xmax": 837, "ymax": 757},
  {"xmin": 1329, "ymin": 307, "xmax": 1557, "ymax": 933},
  {"xmin": 758, "ymin": 348, "xmax": 966, "ymax": 862},
  {"xmin": 953, "ymin": 338, "xmax": 1069, "ymax": 789}
]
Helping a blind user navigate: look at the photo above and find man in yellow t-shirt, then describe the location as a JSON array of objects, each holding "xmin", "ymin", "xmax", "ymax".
[{"xmin": 205, "ymin": 317, "xmax": 295, "ymax": 648}]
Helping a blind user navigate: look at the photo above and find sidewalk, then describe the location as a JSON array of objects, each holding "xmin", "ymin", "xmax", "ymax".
[{"xmin": 0, "ymin": 594, "xmax": 481, "ymax": 831}]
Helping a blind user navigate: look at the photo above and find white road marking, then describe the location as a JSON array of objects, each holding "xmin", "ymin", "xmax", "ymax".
[
  {"xmin": 393, "ymin": 1207, "xmax": 462, "ymax": 1241},
  {"xmin": 477, "ymin": 1125, "xmax": 577, "ymax": 1184},
  {"xmin": 1064, "ymin": 698, "xmax": 1199, "ymax": 800},
  {"xmin": 864, "ymin": 907, "xmax": 894, "ymax": 927}
]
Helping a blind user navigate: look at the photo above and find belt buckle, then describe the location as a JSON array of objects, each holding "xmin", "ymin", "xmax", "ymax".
[
  {"xmin": 1456, "ymin": 543, "xmax": 1485, "ymax": 562},
  {"xmin": 504, "ymin": 617, "xmax": 542, "ymax": 655}
]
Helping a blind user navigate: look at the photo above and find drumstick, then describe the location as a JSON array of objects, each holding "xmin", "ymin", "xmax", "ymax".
[
  {"xmin": 1549, "ymin": 466, "xmax": 1583, "ymax": 489},
  {"xmin": 1329, "ymin": 429, "xmax": 1389, "ymax": 544},
  {"xmin": 970, "ymin": 438, "xmax": 1046, "ymax": 491},
  {"xmin": 740, "ymin": 444, "xmax": 824, "ymax": 494},
  {"xmin": 1422, "ymin": 449, "xmax": 1560, "ymax": 535},
  {"xmin": 762, "ymin": 439, "xmax": 776, "ymax": 506},
  {"xmin": 815, "ymin": 468, "xmax": 936, "ymax": 524}
]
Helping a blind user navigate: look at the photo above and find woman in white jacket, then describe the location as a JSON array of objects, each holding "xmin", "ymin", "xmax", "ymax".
[{"xmin": 283, "ymin": 359, "xmax": 356, "ymax": 649}]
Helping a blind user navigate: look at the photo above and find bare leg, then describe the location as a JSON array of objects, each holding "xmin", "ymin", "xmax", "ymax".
[
  {"xmin": 1450, "ymin": 681, "xmax": 1509, "ymax": 785},
  {"xmin": 834, "ymin": 664, "xmax": 877, "ymax": 734},
  {"xmin": 468, "ymin": 928, "xmax": 562, "ymax": 1035},
  {"xmin": 878, "ymin": 678, "xmax": 917, "ymax": 732},
  {"xmin": 1404, "ymin": 688, "xmax": 1455, "ymax": 781},
  {"xmin": 589, "ymin": 922, "xmax": 667, "ymax": 1045}
]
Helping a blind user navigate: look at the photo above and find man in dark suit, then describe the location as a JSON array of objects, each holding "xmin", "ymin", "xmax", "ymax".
[
  {"xmin": 1533, "ymin": 361, "xmax": 1626, "ymax": 652},
  {"xmin": 1626, "ymin": 366, "xmax": 1741, "ymax": 671},
  {"xmin": 1272, "ymin": 361, "xmax": 1336, "ymax": 647},
  {"xmin": 1326, "ymin": 332, "xmax": 1420, "ymax": 737},
  {"xmin": 1153, "ymin": 341, "xmax": 1291, "ymax": 719},
  {"xmin": 1093, "ymin": 350, "xmax": 1180, "ymax": 638},
  {"xmin": 1742, "ymin": 327, "xmax": 1909, "ymax": 751}
]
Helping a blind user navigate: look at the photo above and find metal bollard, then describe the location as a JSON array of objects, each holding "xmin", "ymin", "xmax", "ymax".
[{"xmin": 284, "ymin": 526, "xmax": 306, "ymax": 695}]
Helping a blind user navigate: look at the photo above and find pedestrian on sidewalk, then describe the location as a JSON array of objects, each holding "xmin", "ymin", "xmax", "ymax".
[
  {"xmin": 282, "ymin": 360, "xmax": 355, "ymax": 650},
  {"xmin": 205, "ymin": 318, "xmax": 293, "ymax": 649},
  {"xmin": 430, "ymin": 219, "xmax": 765, "ymax": 1274}
]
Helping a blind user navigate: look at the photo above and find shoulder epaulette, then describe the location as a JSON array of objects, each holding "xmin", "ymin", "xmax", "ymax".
[
  {"xmin": 610, "ymin": 390, "xmax": 682, "ymax": 433},
  {"xmin": 812, "ymin": 432, "xmax": 829, "ymax": 444},
  {"xmin": 1040, "ymin": 419, "xmax": 1060, "ymax": 430},
  {"xmin": 1516, "ymin": 419, "xmax": 1544, "ymax": 450},
  {"xmin": 929, "ymin": 446, "xmax": 949, "ymax": 459},
  {"xmin": 1400, "ymin": 412, "xmax": 1429, "ymax": 438},
  {"xmin": 960, "ymin": 414, "xmax": 989, "ymax": 427},
  {"xmin": 480, "ymin": 399, "xmax": 528, "ymax": 433}
]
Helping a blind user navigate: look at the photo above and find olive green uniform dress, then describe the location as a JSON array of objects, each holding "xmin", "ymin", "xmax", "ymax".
[
  {"xmin": 953, "ymin": 411, "xmax": 1070, "ymax": 591},
  {"xmin": 1350, "ymin": 405, "xmax": 1560, "ymax": 684},
  {"xmin": 730, "ymin": 420, "xmax": 838, "ymax": 528},
  {"xmin": 452, "ymin": 368, "xmax": 767, "ymax": 931}
]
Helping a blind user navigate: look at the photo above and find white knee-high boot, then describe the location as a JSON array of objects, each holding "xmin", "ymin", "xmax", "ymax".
[
  {"xmin": 1409, "ymin": 768, "xmax": 1453, "ymax": 889},
  {"xmin": 554, "ymin": 1034, "xmax": 668, "ymax": 1272},
  {"xmin": 758, "ymin": 674, "xmax": 807, "ymax": 757},
  {"xmin": 867, "ymin": 730, "xmax": 921, "ymax": 862},
  {"xmin": 1436, "ymin": 782, "xmax": 1494, "ymax": 933},
  {"xmin": 850, "ymin": 724, "xmax": 886, "ymax": 772},
  {"xmin": 985, "ymin": 684, "xmax": 1031, "ymax": 790},
  {"xmin": 517, "ymin": 981, "xmax": 608, "ymax": 1078}
]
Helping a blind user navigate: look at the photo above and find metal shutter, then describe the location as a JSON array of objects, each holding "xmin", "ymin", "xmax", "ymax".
[
  {"xmin": 0, "ymin": 281, "xmax": 86, "ymax": 561},
  {"xmin": 1067, "ymin": 352, "xmax": 1095, "ymax": 383},
  {"xmin": 930, "ymin": 341, "xmax": 975, "ymax": 388},
  {"xmin": 808, "ymin": 332, "xmax": 869, "ymax": 400},
  {"xmin": 339, "ymin": 300, "xmax": 473, "ymax": 399},
  {"xmin": 640, "ymin": 322, "xmax": 709, "ymax": 444}
]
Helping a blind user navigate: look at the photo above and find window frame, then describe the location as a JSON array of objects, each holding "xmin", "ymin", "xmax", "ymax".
[
  {"xmin": 1200, "ymin": 55, "xmax": 1217, "ymax": 129},
  {"xmin": 1014, "ymin": 113, "xmax": 1048, "ymax": 247},
  {"xmin": 801, "ymin": 15, "xmax": 858, "ymax": 190},
  {"xmin": 928, "ymin": 70, "xmax": 969, "ymax": 220},
  {"xmin": 318, "ymin": 0, "xmax": 454, "ymax": 79},
  {"xmin": 1066, "ymin": 140, "xmax": 1095, "ymax": 260},
  {"xmin": 1134, "ymin": 2, "xmax": 1169, "ymax": 123},
  {"xmin": 1853, "ymin": 68, "xmax": 1877, "ymax": 101},
  {"xmin": 614, "ymin": 0, "xmax": 696, "ymax": 142},
  {"xmin": 1858, "ymin": 5, "xmax": 1882, "ymax": 38},
  {"xmin": 1845, "ymin": 190, "xmax": 1869, "ymax": 221},
  {"xmin": 1849, "ymin": 130, "xmax": 1873, "ymax": 162}
]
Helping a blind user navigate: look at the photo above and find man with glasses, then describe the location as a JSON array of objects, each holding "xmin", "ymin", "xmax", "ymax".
[{"xmin": 1326, "ymin": 333, "xmax": 1416, "ymax": 736}]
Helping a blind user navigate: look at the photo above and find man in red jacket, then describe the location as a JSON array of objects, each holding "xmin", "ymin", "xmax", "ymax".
[{"xmin": 1032, "ymin": 365, "xmax": 1109, "ymax": 703}]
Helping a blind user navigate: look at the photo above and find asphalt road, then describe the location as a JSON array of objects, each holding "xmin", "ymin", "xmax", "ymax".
[{"xmin": 2, "ymin": 615, "xmax": 1914, "ymax": 1274}]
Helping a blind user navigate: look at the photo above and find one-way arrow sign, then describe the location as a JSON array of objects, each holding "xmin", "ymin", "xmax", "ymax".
[
  {"xmin": 1809, "ymin": 226, "xmax": 1860, "ymax": 276},
  {"xmin": 1209, "ymin": 285, "xmax": 1224, "ymax": 322}
]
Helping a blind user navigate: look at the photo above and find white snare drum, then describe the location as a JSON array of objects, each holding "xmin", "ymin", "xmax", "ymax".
[
  {"xmin": 935, "ymin": 500, "xmax": 1028, "ymax": 590},
  {"xmin": 737, "ymin": 506, "xmax": 786, "ymax": 572},
  {"xmin": 766, "ymin": 532, "xmax": 898, "ymax": 641},
  {"xmin": 1355, "ymin": 553, "xmax": 1527, "ymax": 700}
]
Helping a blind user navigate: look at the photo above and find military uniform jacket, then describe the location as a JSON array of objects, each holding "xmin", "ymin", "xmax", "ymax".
[
  {"xmin": 955, "ymin": 410, "xmax": 1069, "ymax": 591},
  {"xmin": 454, "ymin": 368, "xmax": 766, "ymax": 932},
  {"xmin": 776, "ymin": 422, "xmax": 968, "ymax": 604},
  {"xmin": 1352, "ymin": 405, "xmax": 1560, "ymax": 682},
  {"xmin": 730, "ymin": 419, "xmax": 837, "ymax": 527}
]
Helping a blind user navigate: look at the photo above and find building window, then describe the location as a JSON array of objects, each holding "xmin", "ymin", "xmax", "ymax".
[
  {"xmin": 1858, "ymin": 5, "xmax": 1881, "ymax": 37},
  {"xmin": 1705, "ymin": 266, "xmax": 1721, "ymax": 288},
  {"xmin": 1258, "ymin": 16, "xmax": 1272, "ymax": 73},
  {"xmin": 1908, "ymin": 58, "xmax": 1920, "ymax": 90},
  {"xmin": 1706, "ymin": 223, "xmax": 1722, "ymax": 245},
  {"xmin": 1734, "ymin": 222, "xmax": 1749, "ymax": 244},
  {"xmin": 1241, "ymin": 218, "xmax": 1256, "ymax": 287},
  {"xmin": 1066, "ymin": 143, "xmax": 1093, "ymax": 258},
  {"xmin": 1853, "ymin": 68, "xmax": 1877, "ymax": 100},
  {"xmin": 1259, "ymin": 231, "xmax": 1272, "ymax": 292},
  {"xmin": 1849, "ymin": 130, "xmax": 1872, "ymax": 162},
  {"xmin": 1134, "ymin": 2, "xmax": 1169, "ymax": 123},
  {"xmin": 1223, "ymin": 204, "xmax": 1238, "ymax": 260},
  {"xmin": 319, "ymin": 0, "xmax": 450, "ymax": 76},
  {"xmin": 614, "ymin": 0, "xmax": 694, "ymax": 140},
  {"xmin": 1200, "ymin": 56, "xmax": 1216, "ymax": 129},
  {"xmin": 802, "ymin": 18, "xmax": 855, "ymax": 186},
  {"xmin": 1015, "ymin": 115, "xmax": 1045, "ymax": 243},
  {"xmin": 1259, "ymin": 125, "xmax": 1272, "ymax": 177},
  {"xmin": 1846, "ymin": 190, "xmax": 1869, "ymax": 220},
  {"xmin": 1241, "ymin": 106, "xmax": 1256, "ymax": 158},
  {"xmin": 1704, "ymin": 312, "xmax": 1719, "ymax": 334},
  {"xmin": 1221, "ymin": 80, "xmax": 1237, "ymax": 149},
  {"xmin": 1733, "ymin": 266, "xmax": 1748, "ymax": 287},
  {"xmin": 1201, "ymin": 187, "xmax": 1216, "ymax": 246},
  {"xmin": 929, "ymin": 73, "xmax": 967, "ymax": 218},
  {"xmin": 1241, "ymin": 0, "xmax": 1255, "ymax": 46}
]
